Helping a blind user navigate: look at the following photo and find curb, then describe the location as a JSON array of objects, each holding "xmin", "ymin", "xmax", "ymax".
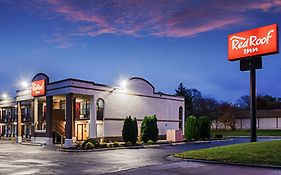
[
  {"xmin": 228, "ymin": 136, "xmax": 281, "ymax": 138},
  {"xmin": 59, "ymin": 145, "xmax": 146, "ymax": 152},
  {"xmin": 169, "ymin": 155, "xmax": 281, "ymax": 170},
  {"xmin": 21, "ymin": 142, "xmax": 43, "ymax": 147}
]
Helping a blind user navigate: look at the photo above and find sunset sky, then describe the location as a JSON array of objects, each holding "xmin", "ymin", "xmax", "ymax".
[{"xmin": 0, "ymin": 0, "xmax": 280, "ymax": 102}]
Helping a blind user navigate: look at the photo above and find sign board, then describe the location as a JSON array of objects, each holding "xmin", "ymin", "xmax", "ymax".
[
  {"xmin": 228, "ymin": 24, "xmax": 279, "ymax": 61},
  {"xmin": 31, "ymin": 79, "xmax": 46, "ymax": 97}
]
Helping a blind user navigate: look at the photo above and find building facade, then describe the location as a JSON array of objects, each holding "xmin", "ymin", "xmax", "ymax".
[
  {"xmin": 211, "ymin": 110, "xmax": 281, "ymax": 130},
  {"xmin": 0, "ymin": 73, "xmax": 184, "ymax": 148}
]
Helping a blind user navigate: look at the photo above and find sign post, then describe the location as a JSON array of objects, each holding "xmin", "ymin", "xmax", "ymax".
[
  {"xmin": 228, "ymin": 24, "xmax": 279, "ymax": 142},
  {"xmin": 250, "ymin": 67, "xmax": 257, "ymax": 142}
]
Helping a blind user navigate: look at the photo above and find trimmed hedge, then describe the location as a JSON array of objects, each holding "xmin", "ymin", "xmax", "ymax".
[{"xmin": 141, "ymin": 115, "xmax": 159, "ymax": 143}]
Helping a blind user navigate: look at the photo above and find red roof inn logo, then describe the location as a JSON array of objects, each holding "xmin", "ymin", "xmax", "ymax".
[
  {"xmin": 31, "ymin": 79, "xmax": 46, "ymax": 97},
  {"xmin": 228, "ymin": 24, "xmax": 279, "ymax": 61}
]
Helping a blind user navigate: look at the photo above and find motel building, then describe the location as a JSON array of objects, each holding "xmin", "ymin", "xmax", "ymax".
[{"xmin": 0, "ymin": 73, "xmax": 184, "ymax": 148}]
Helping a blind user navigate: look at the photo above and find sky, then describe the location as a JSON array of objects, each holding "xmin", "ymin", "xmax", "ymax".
[{"xmin": 0, "ymin": 0, "xmax": 281, "ymax": 103}]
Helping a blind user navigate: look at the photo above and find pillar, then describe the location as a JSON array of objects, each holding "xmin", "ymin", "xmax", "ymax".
[
  {"xmin": 72, "ymin": 97, "xmax": 76, "ymax": 142},
  {"xmin": 89, "ymin": 95, "xmax": 97, "ymax": 138},
  {"xmin": 16, "ymin": 102, "xmax": 22, "ymax": 143},
  {"xmin": 45, "ymin": 96, "xmax": 53, "ymax": 145},
  {"xmin": 65, "ymin": 93, "xmax": 74, "ymax": 148},
  {"xmin": 30, "ymin": 101, "xmax": 35, "ymax": 143},
  {"xmin": 34, "ymin": 98, "xmax": 38, "ymax": 129}
]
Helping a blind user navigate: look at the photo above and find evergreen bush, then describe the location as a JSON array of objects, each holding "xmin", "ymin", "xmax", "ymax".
[
  {"xmin": 198, "ymin": 116, "xmax": 211, "ymax": 140},
  {"xmin": 184, "ymin": 116, "xmax": 198, "ymax": 141},
  {"xmin": 141, "ymin": 115, "xmax": 159, "ymax": 143},
  {"xmin": 122, "ymin": 116, "xmax": 138, "ymax": 144},
  {"xmin": 85, "ymin": 142, "xmax": 95, "ymax": 149}
]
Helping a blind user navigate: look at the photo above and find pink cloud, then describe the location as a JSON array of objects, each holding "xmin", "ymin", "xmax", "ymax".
[
  {"xmin": 153, "ymin": 17, "xmax": 244, "ymax": 37},
  {"xmin": 3, "ymin": 0, "xmax": 280, "ymax": 48}
]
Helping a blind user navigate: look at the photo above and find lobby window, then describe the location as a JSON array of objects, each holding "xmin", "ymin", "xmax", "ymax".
[
  {"xmin": 96, "ymin": 98, "xmax": 104, "ymax": 121},
  {"xmin": 80, "ymin": 101, "xmax": 90, "ymax": 119},
  {"xmin": 179, "ymin": 106, "xmax": 183, "ymax": 130}
]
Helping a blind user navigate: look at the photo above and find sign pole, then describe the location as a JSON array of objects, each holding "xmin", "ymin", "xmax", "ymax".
[{"xmin": 250, "ymin": 67, "xmax": 257, "ymax": 142}]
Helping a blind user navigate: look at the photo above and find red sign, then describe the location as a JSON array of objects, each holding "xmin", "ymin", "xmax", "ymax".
[
  {"xmin": 228, "ymin": 24, "xmax": 279, "ymax": 61},
  {"xmin": 32, "ymin": 79, "xmax": 46, "ymax": 97}
]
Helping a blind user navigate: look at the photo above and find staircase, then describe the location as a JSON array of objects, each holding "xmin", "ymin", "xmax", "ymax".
[{"xmin": 52, "ymin": 121, "xmax": 65, "ymax": 144}]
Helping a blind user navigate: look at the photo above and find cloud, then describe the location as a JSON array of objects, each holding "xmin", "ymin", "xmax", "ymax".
[{"xmin": 2, "ymin": 0, "xmax": 280, "ymax": 48}]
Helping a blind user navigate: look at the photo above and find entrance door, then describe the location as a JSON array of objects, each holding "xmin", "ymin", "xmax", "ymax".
[{"xmin": 77, "ymin": 124, "xmax": 83, "ymax": 141}]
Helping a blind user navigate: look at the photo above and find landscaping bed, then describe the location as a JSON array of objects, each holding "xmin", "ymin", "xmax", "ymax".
[{"xmin": 175, "ymin": 140, "xmax": 281, "ymax": 167}]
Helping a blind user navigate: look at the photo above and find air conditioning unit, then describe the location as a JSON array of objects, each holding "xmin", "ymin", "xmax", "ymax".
[{"xmin": 166, "ymin": 130, "xmax": 184, "ymax": 142}]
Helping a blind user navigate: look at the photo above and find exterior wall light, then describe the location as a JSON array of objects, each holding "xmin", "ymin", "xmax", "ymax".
[
  {"xmin": 21, "ymin": 81, "xmax": 29, "ymax": 88},
  {"xmin": 2, "ymin": 93, "xmax": 8, "ymax": 99},
  {"xmin": 120, "ymin": 80, "xmax": 128, "ymax": 89}
]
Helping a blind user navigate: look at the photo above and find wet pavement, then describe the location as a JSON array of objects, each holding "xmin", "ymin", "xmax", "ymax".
[
  {"xmin": 0, "ymin": 137, "xmax": 280, "ymax": 175},
  {"xmin": 107, "ymin": 161, "xmax": 281, "ymax": 175}
]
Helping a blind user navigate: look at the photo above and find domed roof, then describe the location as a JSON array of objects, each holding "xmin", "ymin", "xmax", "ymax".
[{"xmin": 128, "ymin": 77, "xmax": 155, "ymax": 94}]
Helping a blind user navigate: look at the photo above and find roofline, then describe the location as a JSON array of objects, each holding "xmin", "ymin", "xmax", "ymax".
[{"xmin": 129, "ymin": 77, "xmax": 155, "ymax": 92}]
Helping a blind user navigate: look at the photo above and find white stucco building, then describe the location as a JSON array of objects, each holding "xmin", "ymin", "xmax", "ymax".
[{"xmin": 0, "ymin": 73, "xmax": 185, "ymax": 148}]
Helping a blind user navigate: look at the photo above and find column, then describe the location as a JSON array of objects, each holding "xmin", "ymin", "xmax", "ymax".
[
  {"xmin": 34, "ymin": 98, "xmax": 38, "ymax": 129},
  {"xmin": 72, "ymin": 97, "xmax": 76, "ymax": 142},
  {"xmin": 65, "ymin": 93, "xmax": 74, "ymax": 148},
  {"xmin": 30, "ymin": 101, "xmax": 35, "ymax": 143},
  {"xmin": 16, "ymin": 102, "xmax": 22, "ymax": 143},
  {"xmin": 89, "ymin": 95, "xmax": 97, "ymax": 138},
  {"xmin": 45, "ymin": 96, "xmax": 53, "ymax": 145}
]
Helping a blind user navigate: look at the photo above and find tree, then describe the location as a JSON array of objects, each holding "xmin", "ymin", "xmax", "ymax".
[
  {"xmin": 218, "ymin": 102, "xmax": 238, "ymax": 130},
  {"xmin": 141, "ymin": 115, "xmax": 159, "ymax": 143},
  {"xmin": 122, "ymin": 116, "xmax": 138, "ymax": 144},
  {"xmin": 236, "ymin": 95, "xmax": 250, "ymax": 110},
  {"xmin": 237, "ymin": 94, "xmax": 281, "ymax": 110},
  {"xmin": 175, "ymin": 83, "xmax": 202, "ymax": 119},
  {"xmin": 192, "ymin": 97, "xmax": 220, "ymax": 121}
]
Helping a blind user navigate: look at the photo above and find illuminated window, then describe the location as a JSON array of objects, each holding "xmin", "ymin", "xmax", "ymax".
[{"xmin": 96, "ymin": 99, "xmax": 104, "ymax": 121}]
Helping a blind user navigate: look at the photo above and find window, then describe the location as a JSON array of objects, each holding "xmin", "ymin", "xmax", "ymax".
[
  {"xmin": 179, "ymin": 106, "xmax": 183, "ymax": 130},
  {"xmin": 96, "ymin": 98, "xmax": 104, "ymax": 121},
  {"xmin": 80, "ymin": 101, "xmax": 90, "ymax": 119}
]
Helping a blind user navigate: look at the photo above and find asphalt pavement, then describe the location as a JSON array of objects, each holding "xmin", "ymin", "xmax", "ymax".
[{"xmin": 0, "ymin": 137, "xmax": 280, "ymax": 175}]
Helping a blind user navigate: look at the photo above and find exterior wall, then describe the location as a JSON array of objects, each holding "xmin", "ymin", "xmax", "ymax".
[
  {"xmin": 11, "ymin": 75, "xmax": 184, "ymax": 144},
  {"xmin": 214, "ymin": 118, "xmax": 281, "ymax": 130},
  {"xmin": 100, "ymin": 92, "xmax": 182, "ymax": 137},
  {"xmin": 47, "ymin": 78, "xmax": 184, "ymax": 139},
  {"xmin": 259, "ymin": 118, "xmax": 276, "ymax": 129}
]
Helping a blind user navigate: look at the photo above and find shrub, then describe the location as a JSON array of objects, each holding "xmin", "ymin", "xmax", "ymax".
[
  {"xmin": 184, "ymin": 116, "xmax": 198, "ymax": 141},
  {"xmin": 74, "ymin": 142, "xmax": 81, "ymax": 148},
  {"xmin": 113, "ymin": 141, "xmax": 120, "ymax": 147},
  {"xmin": 125, "ymin": 141, "xmax": 133, "ymax": 146},
  {"xmin": 147, "ymin": 140, "xmax": 154, "ymax": 145},
  {"xmin": 100, "ymin": 143, "xmax": 108, "ymax": 148},
  {"xmin": 141, "ymin": 115, "xmax": 159, "ymax": 143},
  {"xmin": 122, "ymin": 116, "xmax": 138, "ymax": 144},
  {"xmin": 214, "ymin": 134, "xmax": 223, "ymax": 139},
  {"xmin": 82, "ymin": 138, "xmax": 100, "ymax": 148},
  {"xmin": 85, "ymin": 142, "xmax": 95, "ymax": 149},
  {"xmin": 198, "ymin": 116, "xmax": 211, "ymax": 140}
]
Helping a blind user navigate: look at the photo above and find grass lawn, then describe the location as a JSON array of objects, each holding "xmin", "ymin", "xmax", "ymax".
[
  {"xmin": 211, "ymin": 129, "xmax": 281, "ymax": 136},
  {"xmin": 175, "ymin": 140, "xmax": 281, "ymax": 166}
]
